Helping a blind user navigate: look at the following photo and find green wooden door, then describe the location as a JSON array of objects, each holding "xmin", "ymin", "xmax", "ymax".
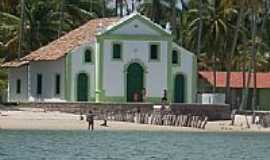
[
  {"xmin": 127, "ymin": 63, "xmax": 144, "ymax": 102},
  {"xmin": 174, "ymin": 74, "xmax": 185, "ymax": 103},
  {"xmin": 77, "ymin": 73, "xmax": 88, "ymax": 101}
]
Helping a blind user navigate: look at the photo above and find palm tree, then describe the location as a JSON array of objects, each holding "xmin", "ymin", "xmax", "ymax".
[
  {"xmin": 187, "ymin": 0, "xmax": 234, "ymax": 92},
  {"xmin": 197, "ymin": 0, "xmax": 203, "ymax": 57},
  {"xmin": 120, "ymin": 0, "xmax": 124, "ymax": 17},
  {"xmin": 169, "ymin": 0, "xmax": 177, "ymax": 37},
  {"xmin": 151, "ymin": 0, "xmax": 162, "ymax": 23},
  {"xmin": 18, "ymin": 0, "xmax": 25, "ymax": 59},
  {"xmin": 239, "ymin": 0, "xmax": 264, "ymax": 112},
  {"xmin": 225, "ymin": 1, "xmax": 245, "ymax": 105},
  {"xmin": 58, "ymin": 0, "xmax": 65, "ymax": 37},
  {"xmin": 0, "ymin": 11, "xmax": 21, "ymax": 60}
]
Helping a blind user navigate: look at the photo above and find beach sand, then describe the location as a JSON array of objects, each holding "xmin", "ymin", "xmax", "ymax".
[{"xmin": 1, "ymin": 108, "xmax": 270, "ymax": 132}]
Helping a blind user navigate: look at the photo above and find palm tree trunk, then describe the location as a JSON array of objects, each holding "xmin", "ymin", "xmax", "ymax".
[
  {"xmin": 212, "ymin": 0, "xmax": 217, "ymax": 94},
  {"xmin": 152, "ymin": 0, "xmax": 161, "ymax": 23},
  {"xmin": 240, "ymin": 64, "xmax": 252, "ymax": 111},
  {"xmin": 131, "ymin": 0, "xmax": 135, "ymax": 12},
  {"xmin": 120, "ymin": 0, "xmax": 123, "ymax": 17},
  {"xmin": 242, "ymin": 63, "xmax": 246, "ymax": 89},
  {"xmin": 89, "ymin": 0, "xmax": 92, "ymax": 12},
  {"xmin": 240, "ymin": 8, "xmax": 258, "ymax": 112},
  {"xmin": 213, "ymin": 52, "xmax": 217, "ymax": 94},
  {"xmin": 179, "ymin": 12, "xmax": 183, "ymax": 46},
  {"xmin": 58, "ymin": 0, "xmax": 65, "ymax": 38},
  {"xmin": 251, "ymin": 8, "xmax": 257, "ymax": 123},
  {"xmin": 18, "ymin": 0, "xmax": 25, "ymax": 59},
  {"xmin": 170, "ymin": 0, "xmax": 177, "ymax": 39},
  {"xmin": 196, "ymin": 0, "xmax": 203, "ymax": 56},
  {"xmin": 242, "ymin": 64, "xmax": 246, "ymax": 106},
  {"xmin": 225, "ymin": 6, "xmax": 244, "ymax": 105},
  {"xmin": 102, "ymin": 0, "xmax": 106, "ymax": 17},
  {"xmin": 115, "ymin": 0, "xmax": 119, "ymax": 16}
]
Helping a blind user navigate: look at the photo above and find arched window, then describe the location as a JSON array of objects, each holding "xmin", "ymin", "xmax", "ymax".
[
  {"xmin": 172, "ymin": 50, "xmax": 178, "ymax": 64},
  {"xmin": 84, "ymin": 49, "xmax": 92, "ymax": 63}
]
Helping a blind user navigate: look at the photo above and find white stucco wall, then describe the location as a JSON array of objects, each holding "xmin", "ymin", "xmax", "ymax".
[
  {"xmin": 69, "ymin": 43, "xmax": 96, "ymax": 101},
  {"xmin": 111, "ymin": 19, "xmax": 160, "ymax": 36},
  {"xmin": 8, "ymin": 66, "xmax": 28, "ymax": 102},
  {"xmin": 29, "ymin": 58, "xmax": 65, "ymax": 102},
  {"xmin": 103, "ymin": 40, "xmax": 168, "ymax": 98},
  {"xmin": 172, "ymin": 44, "xmax": 196, "ymax": 103}
]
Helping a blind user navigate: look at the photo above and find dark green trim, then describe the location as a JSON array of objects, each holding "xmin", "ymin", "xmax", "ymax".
[
  {"xmin": 95, "ymin": 38, "xmax": 105, "ymax": 102},
  {"xmin": 192, "ymin": 55, "xmax": 198, "ymax": 102},
  {"xmin": 83, "ymin": 47, "xmax": 94, "ymax": 64},
  {"xmin": 167, "ymin": 41, "xmax": 173, "ymax": 102},
  {"xmin": 123, "ymin": 59, "xmax": 148, "ymax": 102},
  {"xmin": 65, "ymin": 54, "xmax": 72, "ymax": 101},
  {"xmin": 74, "ymin": 71, "xmax": 92, "ymax": 101},
  {"xmin": 111, "ymin": 42, "xmax": 123, "ymax": 61},
  {"xmin": 148, "ymin": 42, "xmax": 161, "ymax": 62},
  {"xmin": 172, "ymin": 49, "xmax": 181, "ymax": 66},
  {"xmin": 55, "ymin": 73, "xmax": 61, "ymax": 96},
  {"xmin": 173, "ymin": 73, "xmax": 186, "ymax": 103},
  {"xmin": 36, "ymin": 73, "xmax": 43, "ymax": 95},
  {"xmin": 16, "ymin": 79, "xmax": 21, "ymax": 94},
  {"xmin": 126, "ymin": 63, "xmax": 144, "ymax": 102}
]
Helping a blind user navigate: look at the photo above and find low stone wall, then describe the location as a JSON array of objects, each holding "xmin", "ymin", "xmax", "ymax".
[
  {"xmin": 12, "ymin": 102, "xmax": 154, "ymax": 114},
  {"xmin": 170, "ymin": 104, "xmax": 231, "ymax": 120},
  {"xmin": 1, "ymin": 102, "xmax": 231, "ymax": 121}
]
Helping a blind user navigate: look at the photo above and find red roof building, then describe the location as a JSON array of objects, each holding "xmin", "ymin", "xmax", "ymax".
[
  {"xmin": 199, "ymin": 71, "xmax": 270, "ymax": 89},
  {"xmin": 198, "ymin": 71, "xmax": 270, "ymax": 110}
]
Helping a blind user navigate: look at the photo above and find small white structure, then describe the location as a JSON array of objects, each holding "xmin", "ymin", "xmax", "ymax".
[
  {"xmin": 198, "ymin": 93, "xmax": 226, "ymax": 104},
  {"xmin": 2, "ymin": 13, "xmax": 197, "ymax": 103}
]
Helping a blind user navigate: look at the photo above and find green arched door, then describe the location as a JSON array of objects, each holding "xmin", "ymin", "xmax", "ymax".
[
  {"xmin": 174, "ymin": 74, "xmax": 185, "ymax": 103},
  {"xmin": 77, "ymin": 73, "xmax": 89, "ymax": 101},
  {"xmin": 127, "ymin": 63, "xmax": 144, "ymax": 102}
]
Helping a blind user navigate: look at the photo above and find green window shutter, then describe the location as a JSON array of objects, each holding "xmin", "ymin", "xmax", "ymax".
[
  {"xmin": 16, "ymin": 79, "xmax": 21, "ymax": 94},
  {"xmin": 85, "ymin": 49, "xmax": 92, "ymax": 63},
  {"xmin": 150, "ymin": 44, "xmax": 158, "ymax": 60},
  {"xmin": 55, "ymin": 74, "xmax": 61, "ymax": 95},
  {"xmin": 172, "ymin": 50, "xmax": 178, "ymax": 64},
  {"xmin": 113, "ymin": 43, "xmax": 122, "ymax": 59},
  {"xmin": 37, "ymin": 74, "xmax": 42, "ymax": 95}
]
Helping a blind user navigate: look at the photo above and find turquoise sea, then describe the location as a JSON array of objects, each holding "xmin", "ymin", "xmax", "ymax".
[{"xmin": 0, "ymin": 130, "xmax": 270, "ymax": 160}]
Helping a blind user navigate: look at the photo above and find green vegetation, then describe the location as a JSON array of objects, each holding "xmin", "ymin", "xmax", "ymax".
[{"xmin": 0, "ymin": 0, "xmax": 270, "ymax": 107}]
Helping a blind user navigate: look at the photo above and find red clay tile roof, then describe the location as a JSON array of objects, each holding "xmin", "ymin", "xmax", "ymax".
[
  {"xmin": 23, "ymin": 17, "xmax": 120, "ymax": 61},
  {"xmin": 199, "ymin": 71, "xmax": 270, "ymax": 89},
  {"xmin": 2, "ymin": 17, "xmax": 120, "ymax": 67},
  {"xmin": 1, "ymin": 60, "xmax": 29, "ymax": 68}
]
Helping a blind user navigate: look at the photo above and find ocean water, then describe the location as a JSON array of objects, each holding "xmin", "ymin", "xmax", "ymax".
[{"xmin": 0, "ymin": 130, "xmax": 270, "ymax": 160}]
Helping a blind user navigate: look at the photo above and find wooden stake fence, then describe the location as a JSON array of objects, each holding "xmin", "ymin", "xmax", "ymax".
[{"xmin": 103, "ymin": 111, "xmax": 208, "ymax": 129}]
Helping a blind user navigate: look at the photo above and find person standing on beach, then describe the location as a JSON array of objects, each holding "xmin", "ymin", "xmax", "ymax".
[
  {"xmin": 160, "ymin": 89, "xmax": 168, "ymax": 125},
  {"xmin": 161, "ymin": 89, "xmax": 168, "ymax": 104},
  {"xmin": 86, "ymin": 110, "xmax": 95, "ymax": 131}
]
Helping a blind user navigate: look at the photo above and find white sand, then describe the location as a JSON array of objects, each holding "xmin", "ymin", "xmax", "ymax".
[{"xmin": 1, "ymin": 108, "xmax": 270, "ymax": 132}]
